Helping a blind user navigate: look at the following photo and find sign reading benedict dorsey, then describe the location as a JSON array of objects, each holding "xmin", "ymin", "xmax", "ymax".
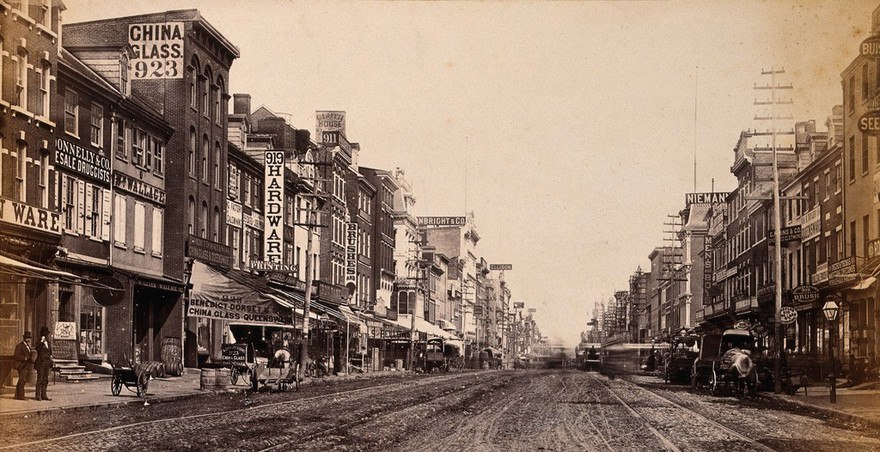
[{"xmin": 188, "ymin": 261, "xmax": 292, "ymax": 326}]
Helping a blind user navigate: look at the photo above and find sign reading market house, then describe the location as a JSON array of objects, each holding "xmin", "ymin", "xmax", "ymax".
[
  {"xmin": 263, "ymin": 150, "xmax": 285, "ymax": 265},
  {"xmin": 55, "ymin": 138, "xmax": 111, "ymax": 184},
  {"xmin": 316, "ymin": 111, "xmax": 346, "ymax": 145},
  {"xmin": 685, "ymin": 192, "xmax": 729, "ymax": 206},
  {"xmin": 417, "ymin": 216, "xmax": 466, "ymax": 226},
  {"xmin": 128, "ymin": 22, "xmax": 184, "ymax": 79}
]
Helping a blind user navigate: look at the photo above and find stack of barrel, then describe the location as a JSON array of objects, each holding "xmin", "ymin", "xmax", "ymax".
[{"xmin": 199, "ymin": 367, "xmax": 231, "ymax": 390}]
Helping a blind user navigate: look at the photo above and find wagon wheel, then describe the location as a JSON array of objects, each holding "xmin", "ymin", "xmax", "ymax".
[
  {"xmin": 137, "ymin": 374, "xmax": 150, "ymax": 397},
  {"xmin": 111, "ymin": 374, "xmax": 123, "ymax": 396},
  {"xmin": 231, "ymin": 367, "xmax": 240, "ymax": 385},
  {"xmin": 709, "ymin": 369, "xmax": 719, "ymax": 396}
]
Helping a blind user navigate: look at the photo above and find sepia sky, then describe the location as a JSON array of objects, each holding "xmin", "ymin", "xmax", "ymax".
[{"xmin": 66, "ymin": 0, "xmax": 876, "ymax": 346}]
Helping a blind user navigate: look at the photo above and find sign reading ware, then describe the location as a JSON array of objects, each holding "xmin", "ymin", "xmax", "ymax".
[
  {"xmin": 263, "ymin": 150, "xmax": 285, "ymax": 265},
  {"xmin": 128, "ymin": 22, "xmax": 184, "ymax": 79},
  {"xmin": 0, "ymin": 197, "xmax": 61, "ymax": 235}
]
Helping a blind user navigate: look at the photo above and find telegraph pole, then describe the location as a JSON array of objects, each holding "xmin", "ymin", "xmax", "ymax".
[{"xmin": 754, "ymin": 68, "xmax": 793, "ymax": 394}]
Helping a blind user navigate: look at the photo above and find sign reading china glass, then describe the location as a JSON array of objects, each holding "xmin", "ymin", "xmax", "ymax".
[
  {"xmin": 316, "ymin": 111, "xmax": 346, "ymax": 145},
  {"xmin": 345, "ymin": 223, "xmax": 358, "ymax": 286},
  {"xmin": 128, "ymin": 22, "xmax": 184, "ymax": 79},
  {"xmin": 263, "ymin": 150, "xmax": 285, "ymax": 264}
]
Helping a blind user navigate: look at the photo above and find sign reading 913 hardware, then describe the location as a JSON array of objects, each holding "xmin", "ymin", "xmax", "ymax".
[{"xmin": 129, "ymin": 22, "xmax": 184, "ymax": 79}]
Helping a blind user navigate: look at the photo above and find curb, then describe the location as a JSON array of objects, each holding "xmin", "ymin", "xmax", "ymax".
[{"xmin": 759, "ymin": 393, "xmax": 880, "ymax": 430}]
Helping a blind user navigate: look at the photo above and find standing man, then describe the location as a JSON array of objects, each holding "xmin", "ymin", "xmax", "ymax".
[
  {"xmin": 35, "ymin": 326, "xmax": 53, "ymax": 401},
  {"xmin": 13, "ymin": 331, "xmax": 34, "ymax": 400}
]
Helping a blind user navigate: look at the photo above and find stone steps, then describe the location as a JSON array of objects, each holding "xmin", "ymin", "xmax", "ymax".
[{"xmin": 54, "ymin": 361, "xmax": 102, "ymax": 381}]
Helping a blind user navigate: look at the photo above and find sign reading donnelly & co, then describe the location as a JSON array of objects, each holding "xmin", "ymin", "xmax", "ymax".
[{"xmin": 55, "ymin": 138, "xmax": 111, "ymax": 184}]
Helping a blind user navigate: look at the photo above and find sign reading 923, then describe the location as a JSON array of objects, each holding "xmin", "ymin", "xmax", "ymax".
[{"xmin": 129, "ymin": 22, "xmax": 185, "ymax": 80}]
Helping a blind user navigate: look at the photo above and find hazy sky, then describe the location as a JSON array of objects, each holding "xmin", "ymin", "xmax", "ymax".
[{"xmin": 66, "ymin": 0, "xmax": 875, "ymax": 346}]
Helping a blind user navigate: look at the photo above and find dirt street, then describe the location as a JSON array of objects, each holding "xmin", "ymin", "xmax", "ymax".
[{"xmin": 1, "ymin": 370, "xmax": 879, "ymax": 451}]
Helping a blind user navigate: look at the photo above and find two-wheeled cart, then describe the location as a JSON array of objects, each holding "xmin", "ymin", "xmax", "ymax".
[{"xmin": 110, "ymin": 362, "xmax": 150, "ymax": 398}]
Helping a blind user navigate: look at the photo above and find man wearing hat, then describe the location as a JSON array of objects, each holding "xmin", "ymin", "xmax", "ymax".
[
  {"xmin": 35, "ymin": 326, "xmax": 54, "ymax": 401},
  {"xmin": 13, "ymin": 331, "xmax": 34, "ymax": 400}
]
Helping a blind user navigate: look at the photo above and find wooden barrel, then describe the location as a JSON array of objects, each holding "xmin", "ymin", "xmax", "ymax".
[
  {"xmin": 215, "ymin": 368, "xmax": 230, "ymax": 390},
  {"xmin": 200, "ymin": 368, "xmax": 216, "ymax": 390}
]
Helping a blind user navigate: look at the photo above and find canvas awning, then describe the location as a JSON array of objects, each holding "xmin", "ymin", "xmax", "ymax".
[
  {"xmin": 189, "ymin": 260, "xmax": 294, "ymax": 327},
  {"xmin": 0, "ymin": 254, "xmax": 82, "ymax": 282},
  {"xmin": 392, "ymin": 315, "xmax": 457, "ymax": 340}
]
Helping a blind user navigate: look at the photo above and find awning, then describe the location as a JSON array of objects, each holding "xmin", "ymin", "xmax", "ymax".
[
  {"xmin": 392, "ymin": 315, "xmax": 456, "ymax": 340},
  {"xmin": 851, "ymin": 276, "xmax": 877, "ymax": 291},
  {"xmin": 438, "ymin": 319, "xmax": 457, "ymax": 332},
  {"xmin": 312, "ymin": 301, "xmax": 365, "ymax": 332},
  {"xmin": 0, "ymin": 254, "xmax": 81, "ymax": 283},
  {"xmin": 189, "ymin": 260, "xmax": 295, "ymax": 327}
]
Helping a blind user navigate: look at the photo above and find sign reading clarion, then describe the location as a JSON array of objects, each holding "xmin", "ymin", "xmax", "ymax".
[
  {"xmin": 417, "ymin": 216, "xmax": 466, "ymax": 226},
  {"xmin": 263, "ymin": 150, "xmax": 285, "ymax": 264},
  {"xmin": 685, "ymin": 192, "xmax": 729, "ymax": 205},
  {"xmin": 489, "ymin": 264, "xmax": 513, "ymax": 271},
  {"xmin": 128, "ymin": 22, "xmax": 184, "ymax": 79}
]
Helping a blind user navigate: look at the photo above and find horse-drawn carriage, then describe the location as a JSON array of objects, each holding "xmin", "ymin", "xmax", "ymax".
[
  {"xmin": 664, "ymin": 333, "xmax": 699, "ymax": 384},
  {"xmin": 691, "ymin": 329, "xmax": 759, "ymax": 396},
  {"xmin": 221, "ymin": 340, "xmax": 300, "ymax": 392}
]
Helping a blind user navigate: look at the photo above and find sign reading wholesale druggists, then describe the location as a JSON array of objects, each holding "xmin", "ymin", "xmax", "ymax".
[
  {"xmin": 128, "ymin": 22, "xmax": 184, "ymax": 79},
  {"xmin": 263, "ymin": 150, "xmax": 284, "ymax": 264}
]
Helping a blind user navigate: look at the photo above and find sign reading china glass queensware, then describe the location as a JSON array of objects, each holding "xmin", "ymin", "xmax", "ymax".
[{"xmin": 128, "ymin": 22, "xmax": 184, "ymax": 79}]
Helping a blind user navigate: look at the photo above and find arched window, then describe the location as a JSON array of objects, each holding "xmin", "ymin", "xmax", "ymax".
[
  {"xmin": 215, "ymin": 76, "xmax": 225, "ymax": 123},
  {"xmin": 202, "ymin": 135, "xmax": 209, "ymax": 182},
  {"xmin": 201, "ymin": 201, "xmax": 208, "ymax": 238},
  {"xmin": 189, "ymin": 127, "xmax": 196, "ymax": 176},
  {"xmin": 213, "ymin": 206, "xmax": 221, "ymax": 242},
  {"xmin": 189, "ymin": 56, "xmax": 200, "ymax": 110},
  {"xmin": 214, "ymin": 142, "xmax": 221, "ymax": 186},
  {"xmin": 203, "ymin": 66, "xmax": 212, "ymax": 117},
  {"xmin": 120, "ymin": 53, "xmax": 129, "ymax": 96},
  {"xmin": 188, "ymin": 196, "xmax": 195, "ymax": 234}
]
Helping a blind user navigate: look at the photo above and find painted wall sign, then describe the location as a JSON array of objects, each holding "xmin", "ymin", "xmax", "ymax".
[
  {"xmin": 417, "ymin": 216, "xmax": 466, "ymax": 226},
  {"xmin": 769, "ymin": 225, "xmax": 802, "ymax": 244},
  {"xmin": 128, "ymin": 22, "xmax": 184, "ymax": 79},
  {"xmin": 113, "ymin": 171, "xmax": 165, "ymax": 204},
  {"xmin": 316, "ymin": 111, "xmax": 346, "ymax": 145},
  {"xmin": 861, "ymin": 35, "xmax": 880, "ymax": 58},
  {"xmin": 801, "ymin": 205, "xmax": 821, "ymax": 241},
  {"xmin": 685, "ymin": 192, "xmax": 729, "ymax": 205},
  {"xmin": 263, "ymin": 150, "xmax": 285, "ymax": 264},
  {"xmin": 226, "ymin": 201, "xmax": 243, "ymax": 228},
  {"xmin": 0, "ymin": 197, "xmax": 61, "ymax": 235},
  {"xmin": 187, "ymin": 235, "xmax": 232, "ymax": 267},
  {"xmin": 868, "ymin": 238, "xmax": 880, "ymax": 260},
  {"xmin": 858, "ymin": 110, "xmax": 880, "ymax": 136},
  {"xmin": 703, "ymin": 239, "xmax": 714, "ymax": 305},
  {"xmin": 55, "ymin": 138, "xmax": 111, "ymax": 184}
]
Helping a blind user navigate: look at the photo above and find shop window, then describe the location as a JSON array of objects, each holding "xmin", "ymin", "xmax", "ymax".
[
  {"xmin": 80, "ymin": 302, "xmax": 103, "ymax": 358},
  {"xmin": 197, "ymin": 317, "xmax": 210, "ymax": 355}
]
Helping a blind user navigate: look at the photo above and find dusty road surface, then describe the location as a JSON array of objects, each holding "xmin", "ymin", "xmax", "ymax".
[{"xmin": 1, "ymin": 370, "xmax": 878, "ymax": 451}]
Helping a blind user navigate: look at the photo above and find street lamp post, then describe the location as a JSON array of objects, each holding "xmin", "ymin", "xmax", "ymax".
[{"xmin": 823, "ymin": 299, "xmax": 840, "ymax": 404}]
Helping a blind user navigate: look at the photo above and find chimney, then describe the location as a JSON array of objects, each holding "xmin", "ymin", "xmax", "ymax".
[{"xmin": 233, "ymin": 94, "xmax": 251, "ymax": 115}]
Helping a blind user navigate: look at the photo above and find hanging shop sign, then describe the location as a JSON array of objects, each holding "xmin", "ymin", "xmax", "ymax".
[
  {"xmin": 791, "ymin": 285, "xmax": 819, "ymax": 305},
  {"xmin": 779, "ymin": 306, "xmax": 798, "ymax": 325},
  {"xmin": 263, "ymin": 150, "xmax": 285, "ymax": 265},
  {"xmin": 417, "ymin": 216, "xmax": 467, "ymax": 227},
  {"xmin": 769, "ymin": 225, "xmax": 802, "ymax": 245},
  {"xmin": 513, "ymin": 301, "xmax": 524, "ymax": 309},
  {"xmin": 227, "ymin": 201, "xmax": 243, "ymax": 228},
  {"xmin": 858, "ymin": 110, "xmax": 880, "ymax": 136},
  {"xmin": 489, "ymin": 264, "xmax": 513, "ymax": 271},
  {"xmin": 702, "ymin": 240, "xmax": 714, "ymax": 305},
  {"xmin": 345, "ymin": 222, "xmax": 358, "ymax": 286},
  {"xmin": 128, "ymin": 22, "xmax": 184, "ymax": 79}
]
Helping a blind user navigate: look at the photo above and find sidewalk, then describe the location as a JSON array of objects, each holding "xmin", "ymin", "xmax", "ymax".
[
  {"xmin": 763, "ymin": 380, "xmax": 880, "ymax": 430},
  {"xmin": 0, "ymin": 368, "xmax": 406, "ymax": 417}
]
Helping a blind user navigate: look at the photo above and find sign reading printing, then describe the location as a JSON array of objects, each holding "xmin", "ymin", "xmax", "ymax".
[
  {"xmin": 316, "ymin": 111, "xmax": 346, "ymax": 145},
  {"xmin": 128, "ymin": 22, "xmax": 184, "ymax": 79},
  {"xmin": 263, "ymin": 150, "xmax": 284, "ymax": 264}
]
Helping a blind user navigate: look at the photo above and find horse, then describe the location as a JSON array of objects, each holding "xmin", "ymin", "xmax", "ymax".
[{"xmin": 722, "ymin": 348, "xmax": 758, "ymax": 397}]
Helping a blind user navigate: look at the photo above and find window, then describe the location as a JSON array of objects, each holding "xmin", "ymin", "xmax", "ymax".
[
  {"xmin": 0, "ymin": 38, "xmax": 4, "ymax": 101},
  {"xmin": 188, "ymin": 197, "xmax": 195, "ymax": 235},
  {"xmin": 114, "ymin": 118, "xmax": 128, "ymax": 159},
  {"xmin": 152, "ymin": 137, "xmax": 164, "ymax": 175},
  {"xmin": 133, "ymin": 128, "xmax": 146, "ymax": 167},
  {"xmin": 202, "ymin": 135, "xmax": 209, "ymax": 182},
  {"xmin": 863, "ymin": 64, "xmax": 870, "ymax": 102},
  {"xmin": 134, "ymin": 201, "xmax": 145, "ymax": 251},
  {"xmin": 849, "ymin": 76, "xmax": 856, "ymax": 112},
  {"xmin": 80, "ymin": 302, "xmax": 103, "ymax": 358},
  {"xmin": 850, "ymin": 221, "xmax": 857, "ymax": 258},
  {"xmin": 152, "ymin": 208, "xmax": 163, "ymax": 256},
  {"xmin": 89, "ymin": 185, "xmax": 101, "ymax": 237},
  {"xmin": 214, "ymin": 142, "xmax": 221, "ymax": 186},
  {"xmin": 189, "ymin": 128, "xmax": 196, "ymax": 176},
  {"xmin": 202, "ymin": 68, "xmax": 211, "ymax": 117},
  {"xmin": 835, "ymin": 163, "xmax": 842, "ymax": 193},
  {"xmin": 120, "ymin": 54, "xmax": 129, "ymax": 96},
  {"xmin": 14, "ymin": 50, "xmax": 27, "ymax": 108},
  {"xmin": 39, "ymin": 149, "xmax": 49, "ymax": 208},
  {"xmin": 189, "ymin": 65, "xmax": 197, "ymax": 109},
  {"xmin": 215, "ymin": 78, "xmax": 224, "ymax": 122},
  {"xmin": 864, "ymin": 136, "xmax": 870, "ymax": 174},
  {"xmin": 113, "ymin": 194, "xmax": 126, "ymax": 245},
  {"xmin": 15, "ymin": 141, "xmax": 26, "ymax": 202},
  {"xmin": 243, "ymin": 173, "xmax": 251, "ymax": 207},
  {"xmin": 201, "ymin": 201, "xmax": 208, "ymax": 238},
  {"xmin": 63, "ymin": 175, "xmax": 77, "ymax": 232},
  {"xmin": 36, "ymin": 62, "xmax": 49, "ymax": 117},
  {"xmin": 64, "ymin": 90, "xmax": 78, "ymax": 136},
  {"xmin": 849, "ymin": 136, "xmax": 856, "ymax": 182},
  {"xmin": 213, "ymin": 206, "xmax": 220, "ymax": 242},
  {"xmin": 90, "ymin": 105, "xmax": 103, "ymax": 147}
]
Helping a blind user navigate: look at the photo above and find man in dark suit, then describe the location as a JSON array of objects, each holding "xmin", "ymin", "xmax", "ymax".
[
  {"xmin": 35, "ymin": 326, "xmax": 53, "ymax": 401},
  {"xmin": 13, "ymin": 331, "xmax": 33, "ymax": 400}
]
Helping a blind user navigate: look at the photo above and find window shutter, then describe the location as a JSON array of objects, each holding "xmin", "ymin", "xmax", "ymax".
[
  {"xmin": 76, "ymin": 180, "xmax": 86, "ymax": 235},
  {"xmin": 101, "ymin": 189, "xmax": 111, "ymax": 241},
  {"xmin": 114, "ymin": 195, "xmax": 126, "ymax": 244},
  {"xmin": 134, "ymin": 201, "xmax": 145, "ymax": 250},
  {"xmin": 152, "ymin": 208, "xmax": 163, "ymax": 255}
]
